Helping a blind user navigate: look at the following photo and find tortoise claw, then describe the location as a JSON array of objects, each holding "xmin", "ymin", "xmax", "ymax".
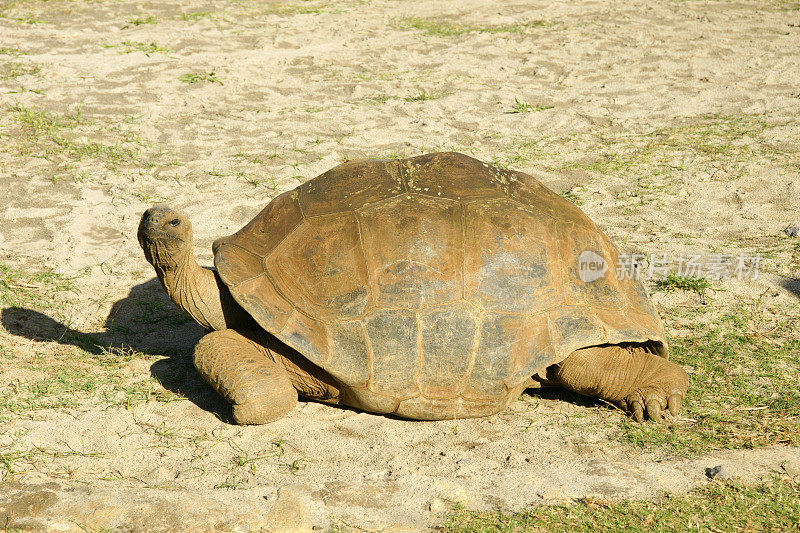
[
  {"xmin": 632, "ymin": 401, "xmax": 645, "ymax": 423},
  {"xmin": 624, "ymin": 387, "xmax": 682, "ymax": 423},
  {"xmin": 668, "ymin": 391, "xmax": 682, "ymax": 416},
  {"xmin": 645, "ymin": 396, "xmax": 664, "ymax": 422}
]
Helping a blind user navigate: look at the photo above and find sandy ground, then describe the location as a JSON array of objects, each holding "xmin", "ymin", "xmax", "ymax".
[{"xmin": 1, "ymin": 0, "xmax": 799, "ymax": 530}]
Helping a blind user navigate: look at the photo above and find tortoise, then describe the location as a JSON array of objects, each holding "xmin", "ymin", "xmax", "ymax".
[{"xmin": 138, "ymin": 152, "xmax": 687, "ymax": 425}]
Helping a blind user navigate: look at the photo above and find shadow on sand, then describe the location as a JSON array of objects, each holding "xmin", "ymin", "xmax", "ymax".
[
  {"xmin": 779, "ymin": 276, "xmax": 800, "ymax": 300},
  {"xmin": 1, "ymin": 277, "xmax": 234, "ymax": 422}
]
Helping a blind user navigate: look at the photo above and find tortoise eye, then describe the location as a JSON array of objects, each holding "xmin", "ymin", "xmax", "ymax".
[{"xmin": 169, "ymin": 218, "xmax": 181, "ymax": 227}]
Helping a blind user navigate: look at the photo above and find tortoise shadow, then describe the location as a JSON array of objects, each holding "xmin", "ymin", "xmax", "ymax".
[
  {"xmin": 1, "ymin": 277, "xmax": 235, "ymax": 423},
  {"xmin": 525, "ymin": 386, "xmax": 602, "ymax": 407},
  {"xmin": 779, "ymin": 276, "xmax": 800, "ymax": 299}
]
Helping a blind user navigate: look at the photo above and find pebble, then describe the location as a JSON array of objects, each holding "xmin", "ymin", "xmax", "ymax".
[
  {"xmin": 428, "ymin": 497, "xmax": 449, "ymax": 514},
  {"xmin": 264, "ymin": 486, "xmax": 313, "ymax": 533},
  {"xmin": 780, "ymin": 460, "xmax": 800, "ymax": 480},
  {"xmin": 705, "ymin": 464, "xmax": 727, "ymax": 480}
]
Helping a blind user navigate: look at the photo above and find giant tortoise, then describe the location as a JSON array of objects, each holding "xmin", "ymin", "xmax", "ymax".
[{"xmin": 138, "ymin": 152, "xmax": 688, "ymax": 424}]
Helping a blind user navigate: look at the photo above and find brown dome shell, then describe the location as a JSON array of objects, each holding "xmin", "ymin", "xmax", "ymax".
[{"xmin": 213, "ymin": 152, "xmax": 666, "ymax": 409}]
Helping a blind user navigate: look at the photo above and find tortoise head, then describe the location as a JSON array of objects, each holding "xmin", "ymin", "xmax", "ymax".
[{"xmin": 138, "ymin": 206, "xmax": 193, "ymax": 269}]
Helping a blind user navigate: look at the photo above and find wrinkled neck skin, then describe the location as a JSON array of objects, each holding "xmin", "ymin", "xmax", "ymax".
[{"xmin": 147, "ymin": 244, "xmax": 252, "ymax": 332}]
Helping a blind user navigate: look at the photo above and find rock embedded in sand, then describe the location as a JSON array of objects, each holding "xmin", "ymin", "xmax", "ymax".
[{"xmin": 264, "ymin": 485, "xmax": 314, "ymax": 533}]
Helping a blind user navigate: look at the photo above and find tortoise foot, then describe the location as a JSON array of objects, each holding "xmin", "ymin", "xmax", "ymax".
[
  {"xmin": 194, "ymin": 329, "xmax": 298, "ymax": 425},
  {"xmin": 618, "ymin": 357, "xmax": 688, "ymax": 423},
  {"xmin": 555, "ymin": 344, "xmax": 688, "ymax": 423}
]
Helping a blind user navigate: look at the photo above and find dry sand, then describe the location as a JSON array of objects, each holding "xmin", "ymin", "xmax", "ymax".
[{"xmin": 1, "ymin": 0, "xmax": 799, "ymax": 530}]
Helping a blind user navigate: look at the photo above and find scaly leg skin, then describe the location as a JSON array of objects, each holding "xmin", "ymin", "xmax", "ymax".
[
  {"xmin": 193, "ymin": 329, "xmax": 298, "ymax": 425},
  {"xmin": 554, "ymin": 344, "xmax": 689, "ymax": 422}
]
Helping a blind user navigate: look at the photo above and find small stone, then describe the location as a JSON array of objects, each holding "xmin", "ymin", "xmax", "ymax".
[
  {"xmin": 781, "ymin": 460, "xmax": 800, "ymax": 480},
  {"xmin": 428, "ymin": 497, "xmax": 449, "ymax": 514},
  {"xmin": 539, "ymin": 488, "xmax": 570, "ymax": 503},
  {"xmin": 784, "ymin": 224, "xmax": 799, "ymax": 238},
  {"xmin": 432, "ymin": 480, "xmax": 474, "ymax": 508},
  {"xmin": 264, "ymin": 486, "xmax": 312, "ymax": 533},
  {"xmin": 363, "ymin": 470, "xmax": 390, "ymax": 481},
  {"xmin": 705, "ymin": 464, "xmax": 727, "ymax": 480}
]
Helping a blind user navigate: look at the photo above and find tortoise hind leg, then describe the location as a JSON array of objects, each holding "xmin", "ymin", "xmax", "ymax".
[
  {"xmin": 553, "ymin": 344, "xmax": 688, "ymax": 422},
  {"xmin": 193, "ymin": 329, "xmax": 298, "ymax": 425}
]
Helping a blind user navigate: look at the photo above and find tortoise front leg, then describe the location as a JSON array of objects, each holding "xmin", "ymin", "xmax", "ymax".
[
  {"xmin": 553, "ymin": 344, "xmax": 688, "ymax": 422},
  {"xmin": 193, "ymin": 329, "xmax": 298, "ymax": 425}
]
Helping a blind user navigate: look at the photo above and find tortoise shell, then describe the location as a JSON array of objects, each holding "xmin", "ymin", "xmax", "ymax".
[{"xmin": 213, "ymin": 152, "xmax": 666, "ymax": 419}]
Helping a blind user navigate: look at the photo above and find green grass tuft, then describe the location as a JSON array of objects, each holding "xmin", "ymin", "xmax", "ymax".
[
  {"xmin": 0, "ymin": 262, "xmax": 77, "ymax": 310},
  {"xmin": 654, "ymin": 272, "xmax": 711, "ymax": 295},
  {"xmin": 124, "ymin": 15, "xmax": 157, "ymax": 26},
  {"xmin": 179, "ymin": 11, "xmax": 212, "ymax": 22},
  {"xmin": 118, "ymin": 40, "xmax": 171, "ymax": 55},
  {"xmin": 508, "ymin": 98, "xmax": 553, "ymax": 114},
  {"xmin": 400, "ymin": 17, "xmax": 547, "ymax": 37},
  {"xmin": 404, "ymin": 88, "xmax": 445, "ymax": 102},
  {"xmin": 179, "ymin": 71, "xmax": 223, "ymax": 85},
  {"xmin": 0, "ymin": 60, "xmax": 40, "ymax": 79},
  {"xmin": 440, "ymin": 476, "xmax": 800, "ymax": 532}
]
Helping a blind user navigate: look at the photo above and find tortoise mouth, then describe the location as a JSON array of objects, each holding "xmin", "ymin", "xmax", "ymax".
[{"xmin": 138, "ymin": 226, "xmax": 187, "ymax": 244}]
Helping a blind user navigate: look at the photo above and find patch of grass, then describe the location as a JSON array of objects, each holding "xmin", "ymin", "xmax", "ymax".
[
  {"xmin": 244, "ymin": 175, "xmax": 275, "ymax": 190},
  {"xmin": 560, "ymin": 187, "xmax": 584, "ymax": 205},
  {"xmin": 180, "ymin": 11, "xmax": 212, "ymax": 22},
  {"xmin": 124, "ymin": 15, "xmax": 157, "ymax": 27},
  {"xmin": 0, "ymin": 343, "xmax": 187, "ymax": 422},
  {"xmin": 491, "ymin": 135, "xmax": 550, "ymax": 169},
  {"xmin": 6, "ymin": 103, "xmax": 145, "ymax": 169},
  {"xmin": 260, "ymin": 4, "xmax": 323, "ymax": 16},
  {"xmin": 575, "ymin": 115, "xmax": 777, "ymax": 178},
  {"xmin": 0, "ymin": 263, "xmax": 190, "ymax": 422},
  {"xmin": 0, "ymin": 60, "xmax": 40, "ymax": 79},
  {"xmin": 400, "ymin": 17, "xmax": 547, "ymax": 37},
  {"xmin": 363, "ymin": 95, "xmax": 395, "ymax": 106},
  {"xmin": 0, "ymin": 47, "xmax": 25, "ymax": 56},
  {"xmin": 618, "ymin": 303, "xmax": 800, "ymax": 453},
  {"xmin": 118, "ymin": 40, "xmax": 171, "ymax": 55},
  {"xmin": 12, "ymin": 14, "xmax": 46, "ymax": 24},
  {"xmin": 654, "ymin": 272, "xmax": 711, "ymax": 295},
  {"xmin": 507, "ymin": 98, "xmax": 553, "ymax": 114},
  {"xmin": 559, "ymin": 114, "xmax": 791, "ymax": 213},
  {"xmin": 439, "ymin": 476, "xmax": 800, "ymax": 532},
  {"xmin": 179, "ymin": 71, "xmax": 223, "ymax": 85},
  {"xmin": 404, "ymin": 88, "xmax": 445, "ymax": 102},
  {"xmin": 0, "ymin": 262, "xmax": 78, "ymax": 311},
  {"xmin": 234, "ymin": 149, "xmax": 264, "ymax": 164}
]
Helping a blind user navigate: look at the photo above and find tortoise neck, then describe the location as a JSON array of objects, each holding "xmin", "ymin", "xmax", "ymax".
[{"xmin": 155, "ymin": 253, "xmax": 249, "ymax": 332}]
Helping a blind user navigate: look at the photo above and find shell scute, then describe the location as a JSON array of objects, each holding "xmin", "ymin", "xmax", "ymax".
[
  {"xmin": 266, "ymin": 212, "xmax": 370, "ymax": 321},
  {"xmin": 298, "ymin": 158, "xmax": 404, "ymax": 217},
  {"xmin": 280, "ymin": 312, "xmax": 329, "ymax": 365},
  {"xmin": 325, "ymin": 321, "xmax": 370, "ymax": 388},
  {"xmin": 357, "ymin": 194, "xmax": 462, "ymax": 308},
  {"xmin": 418, "ymin": 302, "xmax": 479, "ymax": 399},
  {"xmin": 363, "ymin": 308, "xmax": 419, "ymax": 398},
  {"xmin": 404, "ymin": 152, "xmax": 506, "ymax": 201},
  {"xmin": 548, "ymin": 306, "xmax": 607, "ymax": 361},
  {"xmin": 463, "ymin": 199, "xmax": 561, "ymax": 313},
  {"xmin": 232, "ymin": 275, "xmax": 294, "ymax": 332}
]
